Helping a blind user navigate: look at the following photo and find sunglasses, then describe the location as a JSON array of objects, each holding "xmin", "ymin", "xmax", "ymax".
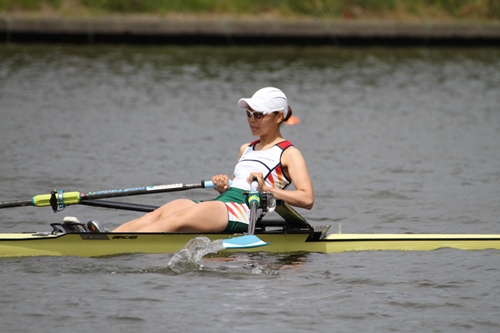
[{"xmin": 246, "ymin": 109, "xmax": 277, "ymax": 119}]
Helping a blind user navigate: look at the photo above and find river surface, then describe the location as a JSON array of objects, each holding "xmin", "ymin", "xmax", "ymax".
[{"xmin": 0, "ymin": 44, "xmax": 499, "ymax": 333}]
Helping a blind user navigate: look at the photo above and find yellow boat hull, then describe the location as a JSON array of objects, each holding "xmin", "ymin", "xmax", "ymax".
[{"xmin": 1, "ymin": 231, "xmax": 499, "ymax": 258}]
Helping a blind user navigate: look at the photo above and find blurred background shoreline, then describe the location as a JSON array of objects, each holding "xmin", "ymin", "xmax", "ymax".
[{"xmin": 1, "ymin": 0, "xmax": 499, "ymax": 45}]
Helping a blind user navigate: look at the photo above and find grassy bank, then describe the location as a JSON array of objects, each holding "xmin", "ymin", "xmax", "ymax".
[{"xmin": 0, "ymin": 0, "xmax": 499, "ymax": 20}]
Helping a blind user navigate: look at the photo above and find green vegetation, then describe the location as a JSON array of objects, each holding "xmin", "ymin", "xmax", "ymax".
[{"xmin": 0, "ymin": 0, "xmax": 498, "ymax": 20}]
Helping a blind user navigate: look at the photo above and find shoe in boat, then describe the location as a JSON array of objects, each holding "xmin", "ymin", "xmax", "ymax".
[
  {"xmin": 87, "ymin": 220, "xmax": 108, "ymax": 233},
  {"xmin": 61, "ymin": 216, "xmax": 87, "ymax": 233}
]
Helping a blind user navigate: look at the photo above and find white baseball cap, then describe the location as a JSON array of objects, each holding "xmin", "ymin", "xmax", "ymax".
[{"xmin": 238, "ymin": 87, "xmax": 289, "ymax": 118}]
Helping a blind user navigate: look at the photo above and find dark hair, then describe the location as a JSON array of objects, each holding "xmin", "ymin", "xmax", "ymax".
[{"xmin": 284, "ymin": 106, "xmax": 293, "ymax": 122}]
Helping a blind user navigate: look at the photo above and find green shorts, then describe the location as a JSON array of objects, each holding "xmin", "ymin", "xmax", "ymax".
[{"xmin": 206, "ymin": 187, "xmax": 250, "ymax": 233}]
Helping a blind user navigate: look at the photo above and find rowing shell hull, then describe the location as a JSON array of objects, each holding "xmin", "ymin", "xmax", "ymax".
[{"xmin": 1, "ymin": 231, "xmax": 500, "ymax": 258}]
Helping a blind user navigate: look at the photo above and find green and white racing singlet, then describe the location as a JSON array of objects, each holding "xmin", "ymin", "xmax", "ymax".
[{"xmin": 214, "ymin": 140, "xmax": 293, "ymax": 232}]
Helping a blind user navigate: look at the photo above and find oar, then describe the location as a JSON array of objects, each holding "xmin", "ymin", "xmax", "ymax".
[
  {"xmin": 80, "ymin": 200, "xmax": 159, "ymax": 212},
  {"xmin": 221, "ymin": 177, "xmax": 269, "ymax": 249},
  {"xmin": 0, "ymin": 180, "xmax": 220, "ymax": 212}
]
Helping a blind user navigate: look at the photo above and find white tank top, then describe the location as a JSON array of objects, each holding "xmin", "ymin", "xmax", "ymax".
[{"xmin": 230, "ymin": 140, "xmax": 293, "ymax": 191}]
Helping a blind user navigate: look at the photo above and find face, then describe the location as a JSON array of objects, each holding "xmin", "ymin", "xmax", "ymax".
[{"xmin": 245, "ymin": 108, "xmax": 282, "ymax": 136}]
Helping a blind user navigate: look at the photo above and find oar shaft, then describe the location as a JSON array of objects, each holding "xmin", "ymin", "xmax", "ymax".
[
  {"xmin": 82, "ymin": 183, "xmax": 197, "ymax": 200},
  {"xmin": 0, "ymin": 180, "xmax": 219, "ymax": 210},
  {"xmin": 80, "ymin": 180, "xmax": 218, "ymax": 200},
  {"xmin": 81, "ymin": 200, "xmax": 159, "ymax": 212},
  {"xmin": 0, "ymin": 199, "xmax": 33, "ymax": 209}
]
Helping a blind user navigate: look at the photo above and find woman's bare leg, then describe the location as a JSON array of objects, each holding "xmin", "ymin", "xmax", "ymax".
[
  {"xmin": 136, "ymin": 201, "xmax": 228, "ymax": 232},
  {"xmin": 112, "ymin": 199, "xmax": 196, "ymax": 232}
]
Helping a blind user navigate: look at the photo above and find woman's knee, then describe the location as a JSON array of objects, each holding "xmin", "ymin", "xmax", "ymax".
[{"xmin": 155, "ymin": 199, "xmax": 195, "ymax": 217}]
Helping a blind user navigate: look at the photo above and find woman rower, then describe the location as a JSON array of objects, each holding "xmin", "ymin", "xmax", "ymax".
[{"xmin": 101, "ymin": 87, "xmax": 314, "ymax": 233}]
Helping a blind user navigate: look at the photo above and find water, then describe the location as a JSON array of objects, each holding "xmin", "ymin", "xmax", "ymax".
[{"xmin": 1, "ymin": 44, "xmax": 500, "ymax": 332}]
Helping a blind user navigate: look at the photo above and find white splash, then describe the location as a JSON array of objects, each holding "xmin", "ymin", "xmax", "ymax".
[{"xmin": 166, "ymin": 237, "xmax": 225, "ymax": 273}]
